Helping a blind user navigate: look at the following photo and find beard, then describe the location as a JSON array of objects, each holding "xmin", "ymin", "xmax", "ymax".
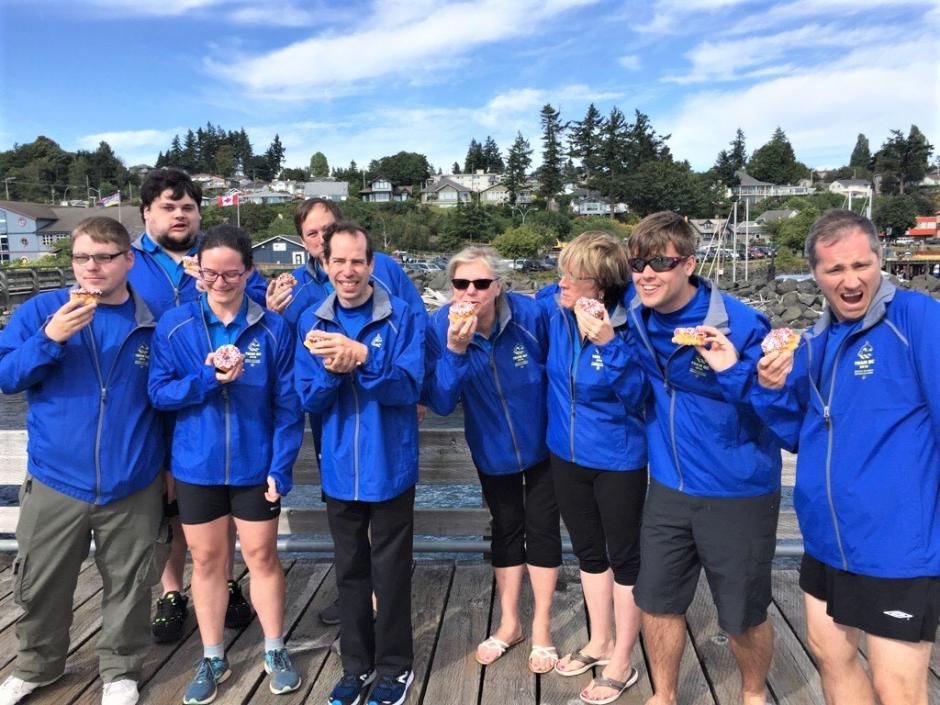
[{"xmin": 156, "ymin": 231, "xmax": 198, "ymax": 253}]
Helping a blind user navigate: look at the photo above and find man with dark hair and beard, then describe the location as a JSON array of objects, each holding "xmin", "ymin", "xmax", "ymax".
[{"xmin": 129, "ymin": 168, "xmax": 268, "ymax": 646}]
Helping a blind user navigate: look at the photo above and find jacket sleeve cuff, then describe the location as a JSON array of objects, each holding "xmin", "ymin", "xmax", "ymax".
[{"xmin": 715, "ymin": 359, "xmax": 754, "ymax": 401}]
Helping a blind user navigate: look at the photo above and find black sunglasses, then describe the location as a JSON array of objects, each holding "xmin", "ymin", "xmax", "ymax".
[
  {"xmin": 452, "ymin": 278, "xmax": 496, "ymax": 290},
  {"xmin": 628, "ymin": 256, "xmax": 689, "ymax": 273}
]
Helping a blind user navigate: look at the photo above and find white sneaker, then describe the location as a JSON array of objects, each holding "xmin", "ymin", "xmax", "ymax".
[
  {"xmin": 102, "ymin": 679, "xmax": 139, "ymax": 705},
  {"xmin": 0, "ymin": 675, "xmax": 61, "ymax": 705}
]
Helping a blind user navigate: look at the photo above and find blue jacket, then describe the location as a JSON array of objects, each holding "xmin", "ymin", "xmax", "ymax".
[
  {"xmin": 129, "ymin": 234, "xmax": 268, "ymax": 319},
  {"xmin": 294, "ymin": 287, "xmax": 425, "ymax": 502},
  {"xmin": 753, "ymin": 282, "xmax": 940, "ymax": 578},
  {"xmin": 424, "ymin": 292, "xmax": 548, "ymax": 475},
  {"xmin": 542, "ymin": 296, "xmax": 647, "ymax": 471},
  {"xmin": 0, "ymin": 287, "xmax": 165, "ymax": 505},
  {"xmin": 148, "ymin": 297, "xmax": 303, "ymax": 494},
  {"xmin": 626, "ymin": 277, "xmax": 781, "ymax": 497},
  {"xmin": 280, "ymin": 253, "xmax": 425, "ymax": 331}
]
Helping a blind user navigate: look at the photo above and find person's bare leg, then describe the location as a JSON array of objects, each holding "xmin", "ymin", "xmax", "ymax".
[
  {"xmin": 582, "ymin": 583, "xmax": 641, "ymax": 702},
  {"xmin": 527, "ymin": 564, "xmax": 559, "ymax": 670},
  {"xmin": 804, "ymin": 593, "xmax": 873, "ymax": 705},
  {"xmin": 477, "ymin": 565, "xmax": 524, "ymax": 664},
  {"xmin": 728, "ymin": 619, "xmax": 772, "ymax": 705},
  {"xmin": 182, "ymin": 517, "xmax": 230, "ymax": 647},
  {"xmin": 160, "ymin": 516, "xmax": 186, "ymax": 593},
  {"xmin": 233, "ymin": 517, "xmax": 284, "ymax": 639},
  {"xmin": 556, "ymin": 569, "xmax": 614, "ymax": 673},
  {"xmin": 868, "ymin": 633, "xmax": 931, "ymax": 705},
  {"xmin": 643, "ymin": 612, "xmax": 686, "ymax": 705},
  {"xmin": 224, "ymin": 518, "xmax": 236, "ymax": 581}
]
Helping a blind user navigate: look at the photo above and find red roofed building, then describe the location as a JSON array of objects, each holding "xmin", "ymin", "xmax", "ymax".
[{"xmin": 907, "ymin": 212, "xmax": 940, "ymax": 237}]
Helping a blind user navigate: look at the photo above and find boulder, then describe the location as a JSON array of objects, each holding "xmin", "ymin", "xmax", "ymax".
[
  {"xmin": 798, "ymin": 293, "xmax": 817, "ymax": 307},
  {"xmin": 777, "ymin": 279, "xmax": 798, "ymax": 294},
  {"xmin": 781, "ymin": 292, "xmax": 801, "ymax": 307},
  {"xmin": 797, "ymin": 280, "xmax": 818, "ymax": 294},
  {"xmin": 781, "ymin": 306, "xmax": 802, "ymax": 323}
]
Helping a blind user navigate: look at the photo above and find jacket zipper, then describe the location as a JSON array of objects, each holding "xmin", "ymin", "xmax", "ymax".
[
  {"xmin": 351, "ymin": 382, "xmax": 361, "ymax": 500},
  {"xmin": 489, "ymin": 353, "xmax": 524, "ymax": 471},
  {"xmin": 200, "ymin": 314, "xmax": 233, "ymax": 484},
  {"xmin": 562, "ymin": 313, "xmax": 579, "ymax": 463}
]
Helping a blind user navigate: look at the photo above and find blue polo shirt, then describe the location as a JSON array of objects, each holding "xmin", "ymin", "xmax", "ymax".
[
  {"xmin": 201, "ymin": 294, "xmax": 249, "ymax": 349},
  {"xmin": 647, "ymin": 284, "xmax": 709, "ymax": 365},
  {"xmin": 334, "ymin": 297, "xmax": 373, "ymax": 340},
  {"xmin": 140, "ymin": 233, "xmax": 195, "ymax": 289},
  {"xmin": 89, "ymin": 296, "xmax": 137, "ymax": 378}
]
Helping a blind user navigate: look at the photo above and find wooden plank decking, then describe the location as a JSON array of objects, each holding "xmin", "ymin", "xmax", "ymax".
[{"xmin": 1, "ymin": 558, "xmax": 938, "ymax": 705}]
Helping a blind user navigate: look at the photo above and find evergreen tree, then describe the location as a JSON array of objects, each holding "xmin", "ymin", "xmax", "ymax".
[
  {"xmin": 265, "ymin": 134, "xmax": 286, "ymax": 178},
  {"xmin": 482, "ymin": 136, "xmax": 504, "ymax": 173},
  {"xmin": 309, "ymin": 151, "xmax": 329, "ymax": 178},
  {"xmin": 181, "ymin": 130, "xmax": 197, "ymax": 172},
  {"xmin": 504, "ymin": 132, "xmax": 532, "ymax": 205},
  {"xmin": 713, "ymin": 128, "xmax": 747, "ymax": 186},
  {"xmin": 538, "ymin": 103, "xmax": 564, "ymax": 200},
  {"xmin": 849, "ymin": 133, "xmax": 871, "ymax": 172},
  {"xmin": 568, "ymin": 103, "xmax": 604, "ymax": 181},
  {"xmin": 593, "ymin": 107, "xmax": 629, "ymax": 200},
  {"xmin": 463, "ymin": 139, "xmax": 484, "ymax": 173},
  {"xmin": 452, "ymin": 162, "xmax": 461, "ymax": 174},
  {"xmin": 747, "ymin": 127, "xmax": 807, "ymax": 184}
]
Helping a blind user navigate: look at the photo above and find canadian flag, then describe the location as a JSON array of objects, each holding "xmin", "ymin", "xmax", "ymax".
[{"xmin": 217, "ymin": 194, "xmax": 239, "ymax": 207}]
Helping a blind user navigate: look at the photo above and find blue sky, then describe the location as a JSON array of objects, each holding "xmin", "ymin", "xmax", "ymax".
[{"xmin": 1, "ymin": 0, "xmax": 937, "ymax": 174}]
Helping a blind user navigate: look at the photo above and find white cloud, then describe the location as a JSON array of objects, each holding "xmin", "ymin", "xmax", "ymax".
[
  {"xmin": 75, "ymin": 128, "xmax": 183, "ymax": 152},
  {"xmin": 665, "ymin": 23, "xmax": 901, "ymax": 84},
  {"xmin": 662, "ymin": 40, "xmax": 939, "ymax": 170},
  {"xmin": 618, "ymin": 55, "xmax": 641, "ymax": 71},
  {"xmin": 726, "ymin": 0, "xmax": 937, "ymax": 35},
  {"xmin": 204, "ymin": 0, "xmax": 601, "ymax": 98},
  {"xmin": 634, "ymin": 0, "xmax": 752, "ymax": 34}
]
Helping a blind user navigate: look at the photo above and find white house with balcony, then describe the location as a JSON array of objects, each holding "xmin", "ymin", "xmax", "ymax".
[
  {"xmin": 828, "ymin": 179, "xmax": 870, "ymax": 198},
  {"xmin": 360, "ymin": 177, "xmax": 410, "ymax": 203},
  {"xmin": 732, "ymin": 170, "xmax": 814, "ymax": 204},
  {"xmin": 421, "ymin": 177, "xmax": 473, "ymax": 208}
]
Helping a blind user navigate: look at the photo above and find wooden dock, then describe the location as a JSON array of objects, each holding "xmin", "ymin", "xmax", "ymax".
[{"xmin": 1, "ymin": 555, "xmax": 939, "ymax": 705}]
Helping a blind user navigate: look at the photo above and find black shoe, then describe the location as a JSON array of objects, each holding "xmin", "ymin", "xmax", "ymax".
[
  {"xmin": 225, "ymin": 580, "xmax": 253, "ymax": 629},
  {"xmin": 152, "ymin": 591, "xmax": 188, "ymax": 643},
  {"xmin": 319, "ymin": 597, "xmax": 341, "ymax": 626}
]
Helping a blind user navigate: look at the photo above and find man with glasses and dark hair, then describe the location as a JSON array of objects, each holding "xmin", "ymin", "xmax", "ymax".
[
  {"xmin": 0, "ymin": 217, "xmax": 169, "ymax": 705},
  {"xmin": 130, "ymin": 168, "xmax": 269, "ymax": 645},
  {"xmin": 609, "ymin": 211, "xmax": 782, "ymax": 705}
]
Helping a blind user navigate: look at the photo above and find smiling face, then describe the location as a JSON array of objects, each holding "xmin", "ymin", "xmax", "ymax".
[
  {"xmin": 199, "ymin": 245, "xmax": 250, "ymax": 310},
  {"xmin": 451, "ymin": 258, "xmax": 500, "ymax": 318},
  {"xmin": 631, "ymin": 243, "xmax": 697, "ymax": 314},
  {"xmin": 812, "ymin": 228, "xmax": 882, "ymax": 321},
  {"xmin": 143, "ymin": 189, "xmax": 201, "ymax": 251},
  {"xmin": 327, "ymin": 230, "xmax": 375, "ymax": 308},
  {"xmin": 300, "ymin": 204, "xmax": 336, "ymax": 261},
  {"xmin": 71, "ymin": 233, "xmax": 134, "ymax": 304}
]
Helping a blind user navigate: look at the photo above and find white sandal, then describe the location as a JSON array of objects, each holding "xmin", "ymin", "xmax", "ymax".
[
  {"xmin": 474, "ymin": 635, "xmax": 524, "ymax": 665},
  {"xmin": 528, "ymin": 645, "xmax": 558, "ymax": 674}
]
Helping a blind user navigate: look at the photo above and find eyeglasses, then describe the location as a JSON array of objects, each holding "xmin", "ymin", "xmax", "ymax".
[
  {"xmin": 72, "ymin": 251, "xmax": 127, "ymax": 265},
  {"xmin": 558, "ymin": 270, "xmax": 596, "ymax": 282},
  {"xmin": 199, "ymin": 269, "xmax": 246, "ymax": 283},
  {"xmin": 628, "ymin": 256, "xmax": 689, "ymax": 273},
  {"xmin": 452, "ymin": 278, "xmax": 495, "ymax": 290}
]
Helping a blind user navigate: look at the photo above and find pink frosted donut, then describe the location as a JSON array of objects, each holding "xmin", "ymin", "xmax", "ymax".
[
  {"xmin": 761, "ymin": 327, "xmax": 799, "ymax": 354},
  {"xmin": 212, "ymin": 344, "xmax": 244, "ymax": 372},
  {"xmin": 448, "ymin": 301, "xmax": 477, "ymax": 324},
  {"xmin": 576, "ymin": 297, "xmax": 605, "ymax": 319}
]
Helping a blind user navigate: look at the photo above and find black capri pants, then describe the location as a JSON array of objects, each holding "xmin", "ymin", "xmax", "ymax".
[
  {"xmin": 477, "ymin": 458, "xmax": 562, "ymax": 569},
  {"xmin": 550, "ymin": 454, "xmax": 647, "ymax": 585}
]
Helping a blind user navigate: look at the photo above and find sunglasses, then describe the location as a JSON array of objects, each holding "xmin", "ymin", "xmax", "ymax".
[
  {"xmin": 628, "ymin": 256, "xmax": 689, "ymax": 273},
  {"xmin": 452, "ymin": 278, "xmax": 496, "ymax": 290}
]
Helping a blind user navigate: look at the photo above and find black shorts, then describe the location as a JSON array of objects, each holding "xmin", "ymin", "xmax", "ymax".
[
  {"xmin": 634, "ymin": 480, "xmax": 779, "ymax": 635},
  {"xmin": 174, "ymin": 478, "xmax": 281, "ymax": 525},
  {"xmin": 800, "ymin": 553, "xmax": 940, "ymax": 643}
]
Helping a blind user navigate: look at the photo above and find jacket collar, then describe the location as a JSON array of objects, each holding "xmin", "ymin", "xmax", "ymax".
[
  {"xmin": 807, "ymin": 277, "xmax": 896, "ymax": 339},
  {"xmin": 128, "ymin": 285, "xmax": 157, "ymax": 327},
  {"xmin": 314, "ymin": 284, "xmax": 392, "ymax": 323}
]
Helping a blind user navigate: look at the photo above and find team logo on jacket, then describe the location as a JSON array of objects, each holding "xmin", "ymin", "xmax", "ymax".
[
  {"xmin": 134, "ymin": 343, "xmax": 150, "ymax": 368},
  {"xmin": 690, "ymin": 355, "xmax": 710, "ymax": 378},
  {"xmin": 244, "ymin": 339, "xmax": 263, "ymax": 366},
  {"xmin": 853, "ymin": 341, "xmax": 875, "ymax": 378},
  {"xmin": 512, "ymin": 343, "xmax": 529, "ymax": 368},
  {"xmin": 591, "ymin": 350, "xmax": 604, "ymax": 370},
  {"xmin": 370, "ymin": 333, "xmax": 383, "ymax": 349}
]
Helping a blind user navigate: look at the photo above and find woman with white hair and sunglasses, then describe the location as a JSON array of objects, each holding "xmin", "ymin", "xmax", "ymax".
[{"xmin": 423, "ymin": 246, "xmax": 561, "ymax": 675}]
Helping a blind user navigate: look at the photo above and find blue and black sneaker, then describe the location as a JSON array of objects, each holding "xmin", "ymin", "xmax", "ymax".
[
  {"xmin": 264, "ymin": 648, "xmax": 301, "ymax": 695},
  {"xmin": 367, "ymin": 669, "xmax": 414, "ymax": 705},
  {"xmin": 183, "ymin": 657, "xmax": 231, "ymax": 705},
  {"xmin": 328, "ymin": 669, "xmax": 375, "ymax": 705}
]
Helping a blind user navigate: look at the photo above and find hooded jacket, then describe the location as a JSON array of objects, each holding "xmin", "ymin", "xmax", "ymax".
[
  {"xmin": 542, "ymin": 295, "xmax": 647, "ymax": 471},
  {"xmin": 294, "ymin": 287, "xmax": 425, "ymax": 502},
  {"xmin": 0, "ymin": 287, "xmax": 165, "ymax": 504},
  {"xmin": 148, "ymin": 296, "xmax": 303, "ymax": 494},
  {"xmin": 753, "ymin": 281, "xmax": 940, "ymax": 577},
  {"xmin": 625, "ymin": 276, "xmax": 781, "ymax": 497},
  {"xmin": 424, "ymin": 292, "xmax": 548, "ymax": 475}
]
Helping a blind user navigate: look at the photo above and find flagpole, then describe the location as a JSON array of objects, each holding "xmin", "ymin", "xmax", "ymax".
[{"xmin": 236, "ymin": 197, "xmax": 240, "ymax": 228}]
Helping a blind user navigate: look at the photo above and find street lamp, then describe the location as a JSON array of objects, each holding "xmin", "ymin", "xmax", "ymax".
[
  {"xmin": 62, "ymin": 186, "xmax": 71, "ymax": 204},
  {"xmin": 3, "ymin": 177, "xmax": 15, "ymax": 200},
  {"xmin": 88, "ymin": 187, "xmax": 101, "ymax": 205},
  {"xmin": 510, "ymin": 203, "xmax": 533, "ymax": 224}
]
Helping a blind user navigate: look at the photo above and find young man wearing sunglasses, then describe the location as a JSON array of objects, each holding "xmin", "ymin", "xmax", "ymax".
[{"xmin": 607, "ymin": 211, "xmax": 782, "ymax": 705}]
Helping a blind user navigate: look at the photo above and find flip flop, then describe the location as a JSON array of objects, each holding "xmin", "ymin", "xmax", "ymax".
[
  {"xmin": 553, "ymin": 647, "xmax": 610, "ymax": 677},
  {"xmin": 579, "ymin": 668, "xmax": 639, "ymax": 705},
  {"xmin": 528, "ymin": 645, "xmax": 558, "ymax": 674},
  {"xmin": 474, "ymin": 634, "xmax": 524, "ymax": 665}
]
